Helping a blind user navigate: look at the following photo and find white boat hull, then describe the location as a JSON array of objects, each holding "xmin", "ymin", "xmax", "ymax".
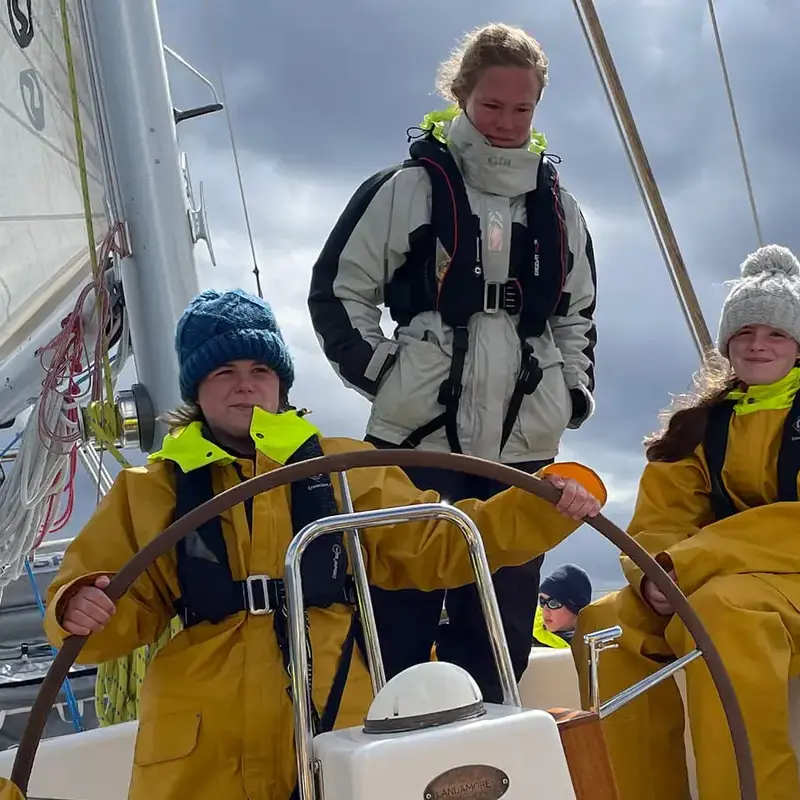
[{"xmin": 0, "ymin": 720, "xmax": 135, "ymax": 799}]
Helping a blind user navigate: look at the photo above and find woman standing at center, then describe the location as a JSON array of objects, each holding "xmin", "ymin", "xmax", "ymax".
[{"xmin": 308, "ymin": 23, "xmax": 598, "ymax": 703}]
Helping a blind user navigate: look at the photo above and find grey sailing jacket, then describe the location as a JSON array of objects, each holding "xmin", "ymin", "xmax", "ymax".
[{"xmin": 309, "ymin": 112, "xmax": 597, "ymax": 463}]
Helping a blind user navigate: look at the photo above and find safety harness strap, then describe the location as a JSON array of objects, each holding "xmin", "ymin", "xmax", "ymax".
[{"xmin": 704, "ymin": 391, "xmax": 800, "ymax": 521}]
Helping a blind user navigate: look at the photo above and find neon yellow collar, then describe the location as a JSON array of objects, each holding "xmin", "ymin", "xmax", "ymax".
[
  {"xmin": 149, "ymin": 407, "xmax": 321, "ymax": 472},
  {"xmin": 420, "ymin": 105, "xmax": 547, "ymax": 154},
  {"xmin": 726, "ymin": 366, "xmax": 800, "ymax": 415}
]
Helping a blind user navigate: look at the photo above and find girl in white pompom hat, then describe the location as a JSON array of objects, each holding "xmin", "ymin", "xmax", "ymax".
[{"xmin": 572, "ymin": 244, "xmax": 800, "ymax": 800}]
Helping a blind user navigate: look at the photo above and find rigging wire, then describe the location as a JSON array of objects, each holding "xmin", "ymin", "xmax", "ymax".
[
  {"xmin": 216, "ymin": 65, "xmax": 263, "ymax": 298},
  {"xmin": 202, "ymin": 0, "xmax": 262, "ymax": 297},
  {"xmin": 569, "ymin": 4, "xmax": 683, "ymax": 334},
  {"xmin": 571, "ymin": 0, "xmax": 714, "ymax": 359},
  {"xmin": 706, "ymin": 0, "xmax": 764, "ymax": 248}
]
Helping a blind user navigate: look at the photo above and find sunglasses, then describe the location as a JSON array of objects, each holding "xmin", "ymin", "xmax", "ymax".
[{"xmin": 538, "ymin": 596, "xmax": 563, "ymax": 610}]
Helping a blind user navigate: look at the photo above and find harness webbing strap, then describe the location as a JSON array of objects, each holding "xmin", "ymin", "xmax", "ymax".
[
  {"xmin": 704, "ymin": 391, "xmax": 800, "ymax": 521},
  {"xmin": 777, "ymin": 393, "xmax": 800, "ymax": 504},
  {"xmin": 500, "ymin": 343, "xmax": 544, "ymax": 451},
  {"xmin": 285, "ymin": 609, "xmax": 365, "ymax": 800},
  {"xmin": 703, "ymin": 402, "xmax": 738, "ymax": 521}
]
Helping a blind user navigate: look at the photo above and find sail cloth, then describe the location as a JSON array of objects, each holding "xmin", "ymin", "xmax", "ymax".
[
  {"xmin": 0, "ymin": 1, "xmax": 108, "ymax": 368},
  {"xmin": 0, "ymin": 3, "xmax": 113, "ymax": 744}
]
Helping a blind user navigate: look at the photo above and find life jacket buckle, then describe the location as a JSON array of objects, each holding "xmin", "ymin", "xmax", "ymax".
[
  {"xmin": 245, "ymin": 574, "xmax": 275, "ymax": 615},
  {"xmin": 484, "ymin": 280, "xmax": 523, "ymax": 315},
  {"xmin": 483, "ymin": 281, "xmax": 503, "ymax": 314}
]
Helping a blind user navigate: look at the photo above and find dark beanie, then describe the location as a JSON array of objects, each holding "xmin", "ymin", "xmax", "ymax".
[
  {"xmin": 539, "ymin": 564, "xmax": 592, "ymax": 615},
  {"xmin": 175, "ymin": 289, "xmax": 295, "ymax": 402}
]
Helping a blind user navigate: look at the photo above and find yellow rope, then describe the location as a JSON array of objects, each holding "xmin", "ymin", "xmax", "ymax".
[
  {"xmin": 59, "ymin": 0, "xmax": 120, "ymax": 449},
  {"xmin": 84, "ymin": 403, "xmax": 131, "ymax": 468},
  {"xmin": 58, "ymin": 0, "xmax": 99, "ymax": 280},
  {"xmin": 95, "ymin": 618, "xmax": 183, "ymax": 726}
]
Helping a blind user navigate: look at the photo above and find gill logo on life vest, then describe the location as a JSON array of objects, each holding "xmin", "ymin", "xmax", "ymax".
[
  {"xmin": 8, "ymin": 0, "xmax": 34, "ymax": 49},
  {"xmin": 488, "ymin": 154, "xmax": 513, "ymax": 168},
  {"xmin": 308, "ymin": 472, "xmax": 330, "ymax": 489}
]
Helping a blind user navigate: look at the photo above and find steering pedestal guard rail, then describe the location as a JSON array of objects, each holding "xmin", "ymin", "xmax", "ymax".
[{"xmin": 9, "ymin": 450, "xmax": 756, "ymax": 800}]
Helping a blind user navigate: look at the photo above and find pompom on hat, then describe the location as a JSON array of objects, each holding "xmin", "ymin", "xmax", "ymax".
[
  {"xmin": 175, "ymin": 289, "xmax": 295, "ymax": 402},
  {"xmin": 716, "ymin": 244, "xmax": 800, "ymax": 356}
]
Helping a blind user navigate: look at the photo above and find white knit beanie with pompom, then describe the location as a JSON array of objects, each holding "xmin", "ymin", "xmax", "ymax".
[{"xmin": 717, "ymin": 244, "xmax": 800, "ymax": 356}]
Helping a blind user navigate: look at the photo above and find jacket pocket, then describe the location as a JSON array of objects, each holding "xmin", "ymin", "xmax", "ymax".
[
  {"xmin": 512, "ymin": 365, "xmax": 572, "ymax": 457},
  {"xmin": 370, "ymin": 335, "xmax": 450, "ymax": 435},
  {"xmin": 133, "ymin": 710, "xmax": 201, "ymax": 766}
]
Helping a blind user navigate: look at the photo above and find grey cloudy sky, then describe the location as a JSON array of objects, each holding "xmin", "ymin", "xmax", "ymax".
[{"xmin": 21, "ymin": 0, "xmax": 800, "ymax": 593}]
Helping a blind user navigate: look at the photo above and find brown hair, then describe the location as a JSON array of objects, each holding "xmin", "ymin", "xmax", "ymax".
[
  {"xmin": 436, "ymin": 23, "xmax": 549, "ymax": 104},
  {"xmin": 160, "ymin": 402, "xmax": 203, "ymax": 433},
  {"xmin": 644, "ymin": 352, "xmax": 737, "ymax": 463}
]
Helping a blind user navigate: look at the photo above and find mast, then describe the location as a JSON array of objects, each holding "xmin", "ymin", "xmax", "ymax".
[
  {"xmin": 571, "ymin": 0, "xmax": 714, "ymax": 359},
  {"xmin": 80, "ymin": 0, "xmax": 203, "ymax": 451}
]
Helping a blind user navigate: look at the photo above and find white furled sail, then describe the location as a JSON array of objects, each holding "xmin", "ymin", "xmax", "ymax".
[
  {"xmin": 0, "ymin": 0, "xmax": 112, "ymax": 427},
  {"xmin": 0, "ymin": 1, "xmax": 124, "ymax": 598}
]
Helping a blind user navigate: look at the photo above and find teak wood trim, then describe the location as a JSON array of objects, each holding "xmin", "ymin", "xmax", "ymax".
[{"xmin": 550, "ymin": 708, "xmax": 619, "ymax": 800}]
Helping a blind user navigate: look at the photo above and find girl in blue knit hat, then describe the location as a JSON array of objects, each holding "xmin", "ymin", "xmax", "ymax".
[{"xmin": 39, "ymin": 288, "xmax": 605, "ymax": 800}]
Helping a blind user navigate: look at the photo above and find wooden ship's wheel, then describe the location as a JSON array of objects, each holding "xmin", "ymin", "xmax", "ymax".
[{"xmin": 1, "ymin": 450, "xmax": 756, "ymax": 800}]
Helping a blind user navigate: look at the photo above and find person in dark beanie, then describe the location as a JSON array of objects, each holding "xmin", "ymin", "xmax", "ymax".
[
  {"xmin": 37, "ymin": 288, "xmax": 605, "ymax": 800},
  {"xmin": 177, "ymin": 288, "xmax": 295, "ymax": 406},
  {"xmin": 534, "ymin": 564, "xmax": 592, "ymax": 646}
]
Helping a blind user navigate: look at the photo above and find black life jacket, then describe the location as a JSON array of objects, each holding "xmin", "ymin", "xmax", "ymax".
[
  {"xmin": 171, "ymin": 432, "xmax": 365, "ymax": 757},
  {"xmin": 383, "ymin": 133, "xmax": 570, "ymax": 454},
  {"xmin": 703, "ymin": 391, "xmax": 800, "ymax": 520}
]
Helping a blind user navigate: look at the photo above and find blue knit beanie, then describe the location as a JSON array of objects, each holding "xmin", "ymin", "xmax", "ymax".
[
  {"xmin": 539, "ymin": 564, "xmax": 592, "ymax": 615},
  {"xmin": 175, "ymin": 288, "xmax": 295, "ymax": 402}
]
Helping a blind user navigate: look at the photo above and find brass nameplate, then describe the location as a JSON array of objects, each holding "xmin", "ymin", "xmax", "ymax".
[{"xmin": 424, "ymin": 764, "xmax": 510, "ymax": 799}]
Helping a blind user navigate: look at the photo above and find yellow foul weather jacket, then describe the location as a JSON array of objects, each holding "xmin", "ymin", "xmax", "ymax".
[
  {"xmin": 621, "ymin": 367, "xmax": 800, "ymax": 607},
  {"xmin": 575, "ymin": 367, "xmax": 800, "ymax": 800}
]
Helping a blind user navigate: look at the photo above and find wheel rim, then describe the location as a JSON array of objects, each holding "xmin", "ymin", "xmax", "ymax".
[{"xmin": 8, "ymin": 449, "xmax": 756, "ymax": 799}]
